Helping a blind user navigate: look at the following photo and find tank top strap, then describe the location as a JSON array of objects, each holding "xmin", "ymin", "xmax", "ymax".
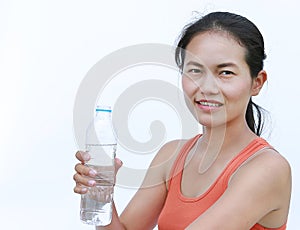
[
  {"xmin": 221, "ymin": 137, "xmax": 272, "ymax": 188},
  {"xmin": 167, "ymin": 134, "xmax": 202, "ymax": 189}
]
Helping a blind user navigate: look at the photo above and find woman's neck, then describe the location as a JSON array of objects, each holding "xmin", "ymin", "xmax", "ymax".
[
  {"xmin": 194, "ymin": 121, "xmax": 257, "ymax": 174},
  {"xmin": 201, "ymin": 120, "xmax": 256, "ymax": 150}
]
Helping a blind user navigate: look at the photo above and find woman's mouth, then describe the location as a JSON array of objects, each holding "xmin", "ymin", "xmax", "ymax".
[{"xmin": 195, "ymin": 100, "xmax": 223, "ymax": 110}]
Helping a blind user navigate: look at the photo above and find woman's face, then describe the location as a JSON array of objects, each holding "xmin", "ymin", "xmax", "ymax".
[{"xmin": 182, "ymin": 31, "xmax": 258, "ymax": 128}]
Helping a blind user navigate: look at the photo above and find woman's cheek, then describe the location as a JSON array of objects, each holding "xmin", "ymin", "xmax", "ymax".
[{"xmin": 182, "ymin": 76, "xmax": 197, "ymax": 97}]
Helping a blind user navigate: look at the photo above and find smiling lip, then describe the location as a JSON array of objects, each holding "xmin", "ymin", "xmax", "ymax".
[{"xmin": 195, "ymin": 99, "xmax": 223, "ymax": 111}]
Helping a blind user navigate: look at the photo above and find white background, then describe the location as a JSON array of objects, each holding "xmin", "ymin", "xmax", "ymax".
[{"xmin": 0, "ymin": 0, "xmax": 299, "ymax": 229}]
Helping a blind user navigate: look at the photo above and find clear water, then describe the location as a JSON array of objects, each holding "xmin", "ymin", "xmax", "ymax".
[
  {"xmin": 86, "ymin": 144, "xmax": 116, "ymax": 167},
  {"xmin": 80, "ymin": 184, "xmax": 114, "ymax": 226},
  {"xmin": 80, "ymin": 144, "xmax": 116, "ymax": 226}
]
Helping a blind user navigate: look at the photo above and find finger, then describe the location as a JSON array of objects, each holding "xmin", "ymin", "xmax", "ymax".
[
  {"xmin": 115, "ymin": 158, "xmax": 123, "ymax": 173},
  {"xmin": 73, "ymin": 173, "xmax": 96, "ymax": 187},
  {"xmin": 75, "ymin": 163, "xmax": 97, "ymax": 177},
  {"xmin": 73, "ymin": 183, "xmax": 88, "ymax": 194},
  {"xmin": 75, "ymin": 151, "xmax": 90, "ymax": 163}
]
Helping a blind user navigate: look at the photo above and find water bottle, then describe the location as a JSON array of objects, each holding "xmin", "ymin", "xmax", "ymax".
[{"xmin": 80, "ymin": 105, "xmax": 117, "ymax": 226}]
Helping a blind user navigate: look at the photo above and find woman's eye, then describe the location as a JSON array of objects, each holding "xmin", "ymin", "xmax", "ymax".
[
  {"xmin": 183, "ymin": 68, "xmax": 202, "ymax": 76},
  {"xmin": 220, "ymin": 70, "xmax": 234, "ymax": 77},
  {"xmin": 188, "ymin": 69, "xmax": 201, "ymax": 73}
]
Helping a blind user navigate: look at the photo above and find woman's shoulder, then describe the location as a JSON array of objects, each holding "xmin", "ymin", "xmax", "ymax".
[
  {"xmin": 232, "ymin": 140, "xmax": 291, "ymax": 186},
  {"xmin": 140, "ymin": 138, "xmax": 188, "ymax": 188},
  {"xmin": 238, "ymin": 147, "xmax": 292, "ymax": 227},
  {"xmin": 231, "ymin": 146, "xmax": 291, "ymax": 212},
  {"xmin": 152, "ymin": 138, "xmax": 187, "ymax": 166},
  {"xmin": 148, "ymin": 137, "xmax": 192, "ymax": 183},
  {"xmin": 156, "ymin": 134, "xmax": 201, "ymax": 160},
  {"xmin": 246, "ymin": 146, "xmax": 291, "ymax": 176},
  {"xmin": 241, "ymin": 136, "xmax": 291, "ymax": 178}
]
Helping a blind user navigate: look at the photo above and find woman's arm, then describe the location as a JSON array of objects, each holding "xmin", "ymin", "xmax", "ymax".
[
  {"xmin": 186, "ymin": 149, "xmax": 291, "ymax": 230},
  {"xmin": 116, "ymin": 140, "xmax": 183, "ymax": 230}
]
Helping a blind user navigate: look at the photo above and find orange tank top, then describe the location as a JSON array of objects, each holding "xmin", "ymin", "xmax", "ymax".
[{"xmin": 157, "ymin": 135, "xmax": 286, "ymax": 230}]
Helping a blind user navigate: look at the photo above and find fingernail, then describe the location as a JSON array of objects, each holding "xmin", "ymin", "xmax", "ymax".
[
  {"xmin": 81, "ymin": 187, "xmax": 87, "ymax": 193},
  {"xmin": 89, "ymin": 169, "xmax": 97, "ymax": 177},
  {"xmin": 82, "ymin": 152, "xmax": 90, "ymax": 161},
  {"xmin": 88, "ymin": 180, "xmax": 95, "ymax": 186},
  {"xmin": 115, "ymin": 158, "xmax": 123, "ymax": 165}
]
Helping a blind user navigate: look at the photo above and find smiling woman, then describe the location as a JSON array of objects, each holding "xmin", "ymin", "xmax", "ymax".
[
  {"xmin": 181, "ymin": 31, "xmax": 266, "ymax": 130},
  {"xmin": 73, "ymin": 11, "xmax": 291, "ymax": 230},
  {"xmin": 176, "ymin": 12, "xmax": 268, "ymax": 136}
]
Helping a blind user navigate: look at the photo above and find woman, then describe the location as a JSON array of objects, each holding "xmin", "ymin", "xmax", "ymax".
[{"xmin": 73, "ymin": 11, "xmax": 291, "ymax": 229}]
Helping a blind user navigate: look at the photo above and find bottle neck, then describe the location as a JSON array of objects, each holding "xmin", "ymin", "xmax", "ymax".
[{"xmin": 95, "ymin": 111, "xmax": 112, "ymax": 120}]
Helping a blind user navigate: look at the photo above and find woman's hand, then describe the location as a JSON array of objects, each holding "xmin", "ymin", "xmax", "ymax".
[
  {"xmin": 73, "ymin": 151, "xmax": 123, "ymax": 194},
  {"xmin": 73, "ymin": 151, "xmax": 95, "ymax": 194}
]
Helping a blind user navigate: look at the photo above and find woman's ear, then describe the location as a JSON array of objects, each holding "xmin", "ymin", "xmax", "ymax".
[{"xmin": 251, "ymin": 70, "xmax": 267, "ymax": 96}]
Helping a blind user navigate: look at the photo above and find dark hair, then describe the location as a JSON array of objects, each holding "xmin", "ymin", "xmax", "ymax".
[{"xmin": 175, "ymin": 11, "xmax": 267, "ymax": 136}]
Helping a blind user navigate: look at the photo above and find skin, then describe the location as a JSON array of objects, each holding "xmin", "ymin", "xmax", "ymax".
[{"xmin": 73, "ymin": 31, "xmax": 291, "ymax": 230}]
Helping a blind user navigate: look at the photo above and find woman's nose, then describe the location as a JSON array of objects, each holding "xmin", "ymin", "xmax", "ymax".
[{"xmin": 195, "ymin": 74, "xmax": 220, "ymax": 95}]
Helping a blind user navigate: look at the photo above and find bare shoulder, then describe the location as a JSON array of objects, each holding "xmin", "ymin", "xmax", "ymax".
[
  {"xmin": 144, "ymin": 138, "xmax": 188, "ymax": 185},
  {"xmin": 232, "ymin": 147, "xmax": 291, "ymax": 189},
  {"xmin": 245, "ymin": 148, "xmax": 291, "ymax": 181},
  {"xmin": 230, "ymin": 147, "xmax": 291, "ymax": 219},
  {"xmin": 152, "ymin": 139, "xmax": 187, "ymax": 164}
]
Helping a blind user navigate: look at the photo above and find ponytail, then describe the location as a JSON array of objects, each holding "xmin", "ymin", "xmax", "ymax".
[{"xmin": 246, "ymin": 98, "xmax": 265, "ymax": 136}]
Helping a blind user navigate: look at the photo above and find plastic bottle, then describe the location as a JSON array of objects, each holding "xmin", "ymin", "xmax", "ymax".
[{"xmin": 80, "ymin": 105, "xmax": 116, "ymax": 226}]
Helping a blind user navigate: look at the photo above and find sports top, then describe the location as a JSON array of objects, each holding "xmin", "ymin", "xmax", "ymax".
[{"xmin": 157, "ymin": 134, "xmax": 286, "ymax": 230}]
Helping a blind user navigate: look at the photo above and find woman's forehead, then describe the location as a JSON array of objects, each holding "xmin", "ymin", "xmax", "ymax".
[{"xmin": 184, "ymin": 31, "xmax": 247, "ymax": 65}]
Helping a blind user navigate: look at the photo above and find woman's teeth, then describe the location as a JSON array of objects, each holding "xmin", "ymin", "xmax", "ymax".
[{"xmin": 199, "ymin": 101, "xmax": 222, "ymax": 107}]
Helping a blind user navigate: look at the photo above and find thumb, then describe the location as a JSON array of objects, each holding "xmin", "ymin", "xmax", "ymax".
[{"xmin": 114, "ymin": 158, "xmax": 123, "ymax": 173}]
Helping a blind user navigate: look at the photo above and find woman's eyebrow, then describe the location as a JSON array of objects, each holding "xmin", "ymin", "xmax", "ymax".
[
  {"xmin": 186, "ymin": 61, "xmax": 204, "ymax": 68},
  {"xmin": 217, "ymin": 62, "xmax": 238, "ymax": 68}
]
